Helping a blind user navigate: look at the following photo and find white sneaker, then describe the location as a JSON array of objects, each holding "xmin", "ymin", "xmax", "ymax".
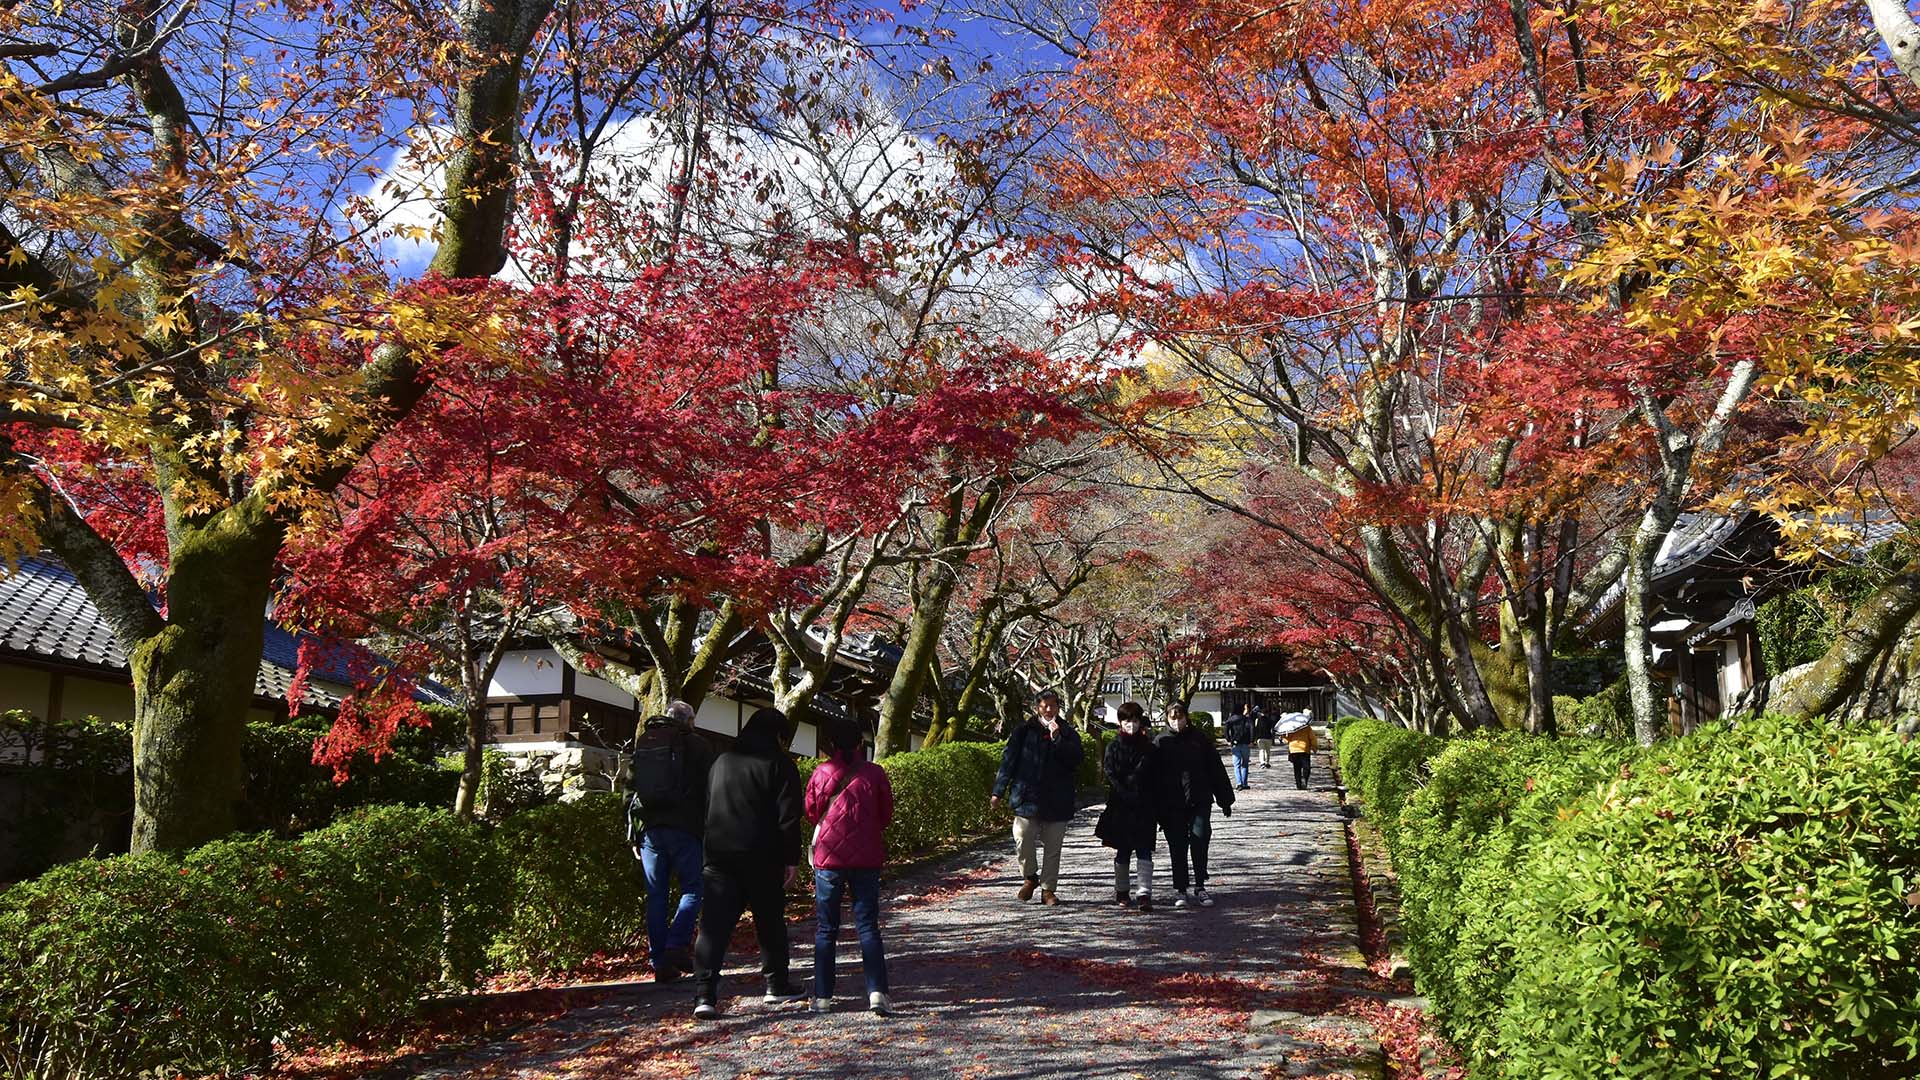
[
  {"xmin": 810, "ymin": 998, "xmax": 832, "ymax": 1013},
  {"xmin": 693, "ymin": 1001, "xmax": 720, "ymax": 1020},
  {"xmin": 869, "ymin": 991, "xmax": 893, "ymax": 1015},
  {"xmin": 1194, "ymin": 887, "xmax": 1215, "ymax": 907},
  {"xmin": 763, "ymin": 985, "xmax": 807, "ymax": 1005},
  {"xmin": 1172, "ymin": 891, "xmax": 1190, "ymax": 909}
]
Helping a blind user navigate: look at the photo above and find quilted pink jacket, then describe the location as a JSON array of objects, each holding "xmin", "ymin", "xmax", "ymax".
[{"xmin": 806, "ymin": 755, "xmax": 894, "ymax": 870}]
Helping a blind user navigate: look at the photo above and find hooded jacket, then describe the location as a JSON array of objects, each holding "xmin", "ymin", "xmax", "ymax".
[
  {"xmin": 1153, "ymin": 726, "xmax": 1235, "ymax": 822},
  {"xmin": 992, "ymin": 719, "xmax": 1082, "ymax": 821},
  {"xmin": 807, "ymin": 753, "xmax": 894, "ymax": 870},
  {"xmin": 703, "ymin": 711, "xmax": 804, "ymax": 863}
]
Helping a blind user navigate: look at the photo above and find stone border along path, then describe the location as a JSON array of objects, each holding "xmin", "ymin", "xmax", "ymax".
[{"xmin": 396, "ymin": 736, "xmax": 1422, "ymax": 1079}]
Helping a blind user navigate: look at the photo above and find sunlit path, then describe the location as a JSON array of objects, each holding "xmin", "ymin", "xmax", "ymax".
[{"xmin": 393, "ymin": 736, "xmax": 1420, "ymax": 1080}]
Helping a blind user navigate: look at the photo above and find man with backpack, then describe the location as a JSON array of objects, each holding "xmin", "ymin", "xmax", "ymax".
[
  {"xmin": 1223, "ymin": 706, "xmax": 1256, "ymax": 790},
  {"xmin": 627, "ymin": 700, "xmax": 714, "ymax": 983}
]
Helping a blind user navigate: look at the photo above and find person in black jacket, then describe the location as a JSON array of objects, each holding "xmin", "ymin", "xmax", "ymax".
[
  {"xmin": 630, "ymin": 700, "xmax": 715, "ymax": 982},
  {"xmin": 692, "ymin": 707, "xmax": 806, "ymax": 1019},
  {"xmin": 1254, "ymin": 705, "xmax": 1278, "ymax": 770},
  {"xmin": 1154, "ymin": 702, "xmax": 1234, "ymax": 908},
  {"xmin": 990, "ymin": 689, "xmax": 1082, "ymax": 905},
  {"xmin": 1097, "ymin": 701, "xmax": 1159, "ymax": 911},
  {"xmin": 1223, "ymin": 706, "xmax": 1255, "ymax": 790}
]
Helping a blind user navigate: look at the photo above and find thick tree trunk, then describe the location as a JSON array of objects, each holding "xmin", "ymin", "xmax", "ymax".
[
  {"xmin": 1770, "ymin": 554, "xmax": 1920, "ymax": 719},
  {"xmin": 875, "ymin": 583, "xmax": 955, "ymax": 758},
  {"xmin": 128, "ymin": 511, "xmax": 279, "ymax": 852}
]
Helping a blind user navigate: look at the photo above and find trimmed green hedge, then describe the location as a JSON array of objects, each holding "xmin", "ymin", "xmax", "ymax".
[
  {"xmin": 1334, "ymin": 717, "xmax": 1442, "ymax": 850},
  {"xmin": 488, "ymin": 794, "xmax": 644, "ymax": 976},
  {"xmin": 0, "ymin": 806, "xmax": 501, "ymax": 1079},
  {"xmin": 0, "ymin": 711, "xmax": 461, "ymax": 882},
  {"xmin": 0, "ymin": 737, "xmax": 1024, "ymax": 1077},
  {"xmin": 1351, "ymin": 715, "xmax": 1920, "ymax": 1080}
]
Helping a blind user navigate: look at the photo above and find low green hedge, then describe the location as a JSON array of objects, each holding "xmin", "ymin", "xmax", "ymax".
[
  {"xmin": 1495, "ymin": 716, "xmax": 1920, "ymax": 1079},
  {"xmin": 488, "ymin": 794, "xmax": 645, "ymax": 976},
  {"xmin": 1355, "ymin": 715, "xmax": 1920, "ymax": 1080},
  {"xmin": 0, "ymin": 737, "xmax": 1027, "ymax": 1077},
  {"xmin": 1334, "ymin": 717, "xmax": 1442, "ymax": 850},
  {"xmin": 0, "ymin": 711, "xmax": 461, "ymax": 882},
  {"xmin": 0, "ymin": 806, "xmax": 501, "ymax": 1079},
  {"xmin": 1390, "ymin": 732, "xmax": 1635, "ymax": 1061}
]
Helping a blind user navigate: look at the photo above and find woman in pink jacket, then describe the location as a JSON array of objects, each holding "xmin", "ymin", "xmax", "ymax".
[{"xmin": 806, "ymin": 720, "xmax": 895, "ymax": 1015}]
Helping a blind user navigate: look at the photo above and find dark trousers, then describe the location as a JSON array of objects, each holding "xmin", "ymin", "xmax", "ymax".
[
  {"xmin": 692, "ymin": 854, "xmax": 789, "ymax": 1003},
  {"xmin": 1290, "ymin": 751, "xmax": 1312, "ymax": 789},
  {"xmin": 1162, "ymin": 806, "xmax": 1213, "ymax": 893},
  {"xmin": 813, "ymin": 867, "xmax": 887, "ymax": 999}
]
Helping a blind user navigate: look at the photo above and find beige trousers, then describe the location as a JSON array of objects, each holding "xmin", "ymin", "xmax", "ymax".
[
  {"xmin": 1012, "ymin": 816, "xmax": 1069, "ymax": 891},
  {"xmin": 1257, "ymin": 738, "xmax": 1274, "ymax": 766}
]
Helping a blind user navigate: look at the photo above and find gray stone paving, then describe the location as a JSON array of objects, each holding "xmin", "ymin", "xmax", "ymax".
[{"xmin": 398, "ymin": 737, "xmax": 1389, "ymax": 1079}]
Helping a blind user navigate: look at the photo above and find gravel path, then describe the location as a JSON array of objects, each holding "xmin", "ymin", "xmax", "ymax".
[{"xmin": 401, "ymin": 737, "xmax": 1398, "ymax": 1079}]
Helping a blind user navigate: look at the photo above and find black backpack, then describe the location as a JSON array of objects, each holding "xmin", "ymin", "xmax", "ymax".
[{"xmin": 629, "ymin": 725, "xmax": 694, "ymax": 806}]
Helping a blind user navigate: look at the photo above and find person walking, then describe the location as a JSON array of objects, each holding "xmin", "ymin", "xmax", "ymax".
[
  {"xmin": 692, "ymin": 707, "xmax": 806, "ymax": 1019},
  {"xmin": 627, "ymin": 700, "xmax": 715, "ymax": 983},
  {"xmin": 1254, "ymin": 705, "xmax": 1278, "ymax": 770},
  {"xmin": 1154, "ymin": 702, "xmax": 1234, "ymax": 908},
  {"xmin": 805, "ymin": 720, "xmax": 895, "ymax": 1016},
  {"xmin": 1285, "ymin": 718, "xmax": 1318, "ymax": 790},
  {"xmin": 991, "ymin": 688, "xmax": 1083, "ymax": 906},
  {"xmin": 1223, "ymin": 705, "xmax": 1255, "ymax": 790},
  {"xmin": 1095, "ymin": 701, "xmax": 1159, "ymax": 912}
]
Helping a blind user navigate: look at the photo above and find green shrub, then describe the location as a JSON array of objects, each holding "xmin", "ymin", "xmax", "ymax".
[
  {"xmin": 1077, "ymin": 728, "xmax": 1109, "ymax": 791},
  {"xmin": 0, "ymin": 806, "xmax": 499, "ymax": 1079},
  {"xmin": 1391, "ymin": 733, "xmax": 1635, "ymax": 1060},
  {"xmin": 1335, "ymin": 718, "xmax": 1442, "ymax": 850},
  {"xmin": 488, "ymin": 794, "xmax": 644, "ymax": 976},
  {"xmin": 241, "ymin": 720, "xmax": 460, "ymax": 833},
  {"xmin": 881, "ymin": 741, "xmax": 1013, "ymax": 856},
  {"xmin": 1568, "ymin": 675, "xmax": 1632, "ymax": 740},
  {"xmin": 1493, "ymin": 715, "xmax": 1920, "ymax": 1080}
]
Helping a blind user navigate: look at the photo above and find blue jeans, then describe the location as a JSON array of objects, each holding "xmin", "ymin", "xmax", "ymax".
[
  {"xmin": 1232, "ymin": 744, "xmax": 1252, "ymax": 787},
  {"xmin": 813, "ymin": 867, "xmax": 887, "ymax": 998},
  {"xmin": 639, "ymin": 827, "xmax": 703, "ymax": 965}
]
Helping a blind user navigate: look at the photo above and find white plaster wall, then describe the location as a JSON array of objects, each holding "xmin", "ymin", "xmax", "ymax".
[
  {"xmin": 694, "ymin": 695, "xmax": 743, "ymax": 738},
  {"xmin": 0, "ymin": 664, "xmax": 51, "ymax": 718},
  {"xmin": 1720, "ymin": 639, "xmax": 1746, "ymax": 709},
  {"xmin": 575, "ymin": 671, "xmax": 637, "ymax": 710},
  {"xmin": 791, "ymin": 722, "xmax": 818, "ymax": 758},
  {"xmin": 488, "ymin": 649, "xmax": 566, "ymax": 698},
  {"xmin": 61, "ymin": 676, "xmax": 135, "ymax": 724}
]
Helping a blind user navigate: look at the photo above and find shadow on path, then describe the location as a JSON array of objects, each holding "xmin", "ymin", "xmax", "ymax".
[{"xmin": 391, "ymin": 739, "xmax": 1409, "ymax": 1079}]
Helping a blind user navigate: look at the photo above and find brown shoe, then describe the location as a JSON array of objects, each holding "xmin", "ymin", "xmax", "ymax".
[
  {"xmin": 1017, "ymin": 878, "xmax": 1038, "ymax": 901},
  {"xmin": 1041, "ymin": 890, "xmax": 1060, "ymax": 906}
]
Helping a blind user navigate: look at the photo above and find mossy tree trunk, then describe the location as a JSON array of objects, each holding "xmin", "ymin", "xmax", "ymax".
[
  {"xmin": 9, "ymin": 0, "xmax": 552, "ymax": 853},
  {"xmin": 1769, "ymin": 554, "xmax": 1920, "ymax": 720}
]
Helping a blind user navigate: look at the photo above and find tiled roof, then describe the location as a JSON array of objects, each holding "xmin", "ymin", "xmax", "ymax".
[{"xmin": 0, "ymin": 554, "xmax": 448, "ymax": 710}]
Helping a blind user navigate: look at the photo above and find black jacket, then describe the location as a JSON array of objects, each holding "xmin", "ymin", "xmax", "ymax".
[
  {"xmin": 1253, "ymin": 711, "xmax": 1278, "ymax": 741},
  {"xmin": 703, "ymin": 712, "xmax": 804, "ymax": 863},
  {"xmin": 992, "ymin": 719, "xmax": 1082, "ymax": 821},
  {"xmin": 1153, "ymin": 727, "xmax": 1234, "ymax": 822},
  {"xmin": 1097, "ymin": 732, "xmax": 1159, "ymax": 850},
  {"xmin": 1223, "ymin": 712, "xmax": 1255, "ymax": 746},
  {"xmin": 632, "ymin": 718, "xmax": 715, "ymax": 837}
]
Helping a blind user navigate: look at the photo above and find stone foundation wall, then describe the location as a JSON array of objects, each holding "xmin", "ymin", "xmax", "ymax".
[{"xmin": 497, "ymin": 742, "xmax": 628, "ymax": 804}]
